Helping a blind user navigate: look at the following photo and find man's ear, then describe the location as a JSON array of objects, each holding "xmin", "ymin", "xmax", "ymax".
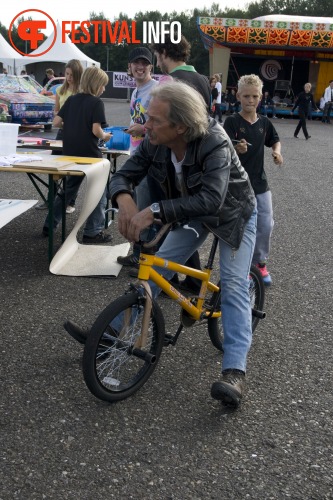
[{"xmin": 176, "ymin": 124, "xmax": 187, "ymax": 135}]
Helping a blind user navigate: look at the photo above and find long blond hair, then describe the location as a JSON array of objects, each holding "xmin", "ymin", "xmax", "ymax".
[
  {"xmin": 80, "ymin": 66, "xmax": 109, "ymax": 96},
  {"xmin": 59, "ymin": 59, "xmax": 83, "ymax": 96}
]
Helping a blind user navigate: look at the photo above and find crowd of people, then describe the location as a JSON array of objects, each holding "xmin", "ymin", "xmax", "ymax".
[{"xmin": 25, "ymin": 36, "xmax": 331, "ymax": 410}]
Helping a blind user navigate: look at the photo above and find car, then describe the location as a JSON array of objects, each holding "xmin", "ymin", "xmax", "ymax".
[
  {"xmin": 0, "ymin": 74, "xmax": 55, "ymax": 130},
  {"xmin": 41, "ymin": 77, "xmax": 65, "ymax": 99},
  {"xmin": 0, "ymin": 102, "xmax": 11, "ymax": 122}
]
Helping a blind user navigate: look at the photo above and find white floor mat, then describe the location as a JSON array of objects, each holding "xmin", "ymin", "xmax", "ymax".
[{"xmin": 50, "ymin": 241, "xmax": 130, "ymax": 277}]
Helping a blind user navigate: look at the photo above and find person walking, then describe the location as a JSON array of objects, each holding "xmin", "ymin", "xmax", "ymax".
[
  {"xmin": 292, "ymin": 83, "xmax": 318, "ymax": 140},
  {"xmin": 224, "ymin": 74, "xmax": 283, "ymax": 286}
]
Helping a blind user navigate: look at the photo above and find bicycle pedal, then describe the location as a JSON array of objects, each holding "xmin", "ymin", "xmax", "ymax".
[
  {"xmin": 163, "ymin": 333, "xmax": 174, "ymax": 346},
  {"xmin": 180, "ymin": 309, "xmax": 196, "ymax": 328}
]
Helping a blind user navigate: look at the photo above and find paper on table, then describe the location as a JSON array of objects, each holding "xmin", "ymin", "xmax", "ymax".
[
  {"xmin": 0, "ymin": 154, "xmax": 44, "ymax": 167},
  {"xmin": 14, "ymin": 156, "xmax": 104, "ymax": 170},
  {"xmin": 14, "ymin": 158, "xmax": 76, "ymax": 170}
]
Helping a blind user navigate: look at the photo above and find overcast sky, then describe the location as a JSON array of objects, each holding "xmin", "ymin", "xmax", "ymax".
[{"xmin": 3, "ymin": 1, "xmax": 250, "ymax": 30}]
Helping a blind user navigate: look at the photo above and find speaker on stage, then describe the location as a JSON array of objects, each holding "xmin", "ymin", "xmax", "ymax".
[{"xmin": 275, "ymin": 80, "xmax": 290, "ymax": 91}]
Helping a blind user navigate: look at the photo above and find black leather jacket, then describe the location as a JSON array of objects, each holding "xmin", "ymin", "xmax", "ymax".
[{"xmin": 110, "ymin": 119, "xmax": 256, "ymax": 249}]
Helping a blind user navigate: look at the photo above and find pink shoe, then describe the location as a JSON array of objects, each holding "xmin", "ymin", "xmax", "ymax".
[{"xmin": 255, "ymin": 263, "xmax": 272, "ymax": 286}]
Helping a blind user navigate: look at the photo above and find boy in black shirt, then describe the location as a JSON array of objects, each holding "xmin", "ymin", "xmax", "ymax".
[
  {"xmin": 42, "ymin": 67, "xmax": 112, "ymax": 243},
  {"xmin": 291, "ymin": 82, "xmax": 318, "ymax": 139},
  {"xmin": 224, "ymin": 74, "xmax": 283, "ymax": 285}
]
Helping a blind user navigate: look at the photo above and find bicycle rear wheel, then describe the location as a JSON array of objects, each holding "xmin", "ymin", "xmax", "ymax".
[
  {"xmin": 82, "ymin": 289, "xmax": 165, "ymax": 402},
  {"xmin": 248, "ymin": 264, "xmax": 265, "ymax": 331},
  {"xmin": 207, "ymin": 265, "xmax": 265, "ymax": 351}
]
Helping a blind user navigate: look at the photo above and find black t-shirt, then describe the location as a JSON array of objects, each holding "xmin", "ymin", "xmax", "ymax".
[
  {"xmin": 58, "ymin": 93, "xmax": 106, "ymax": 158},
  {"xmin": 43, "ymin": 76, "xmax": 58, "ymax": 87},
  {"xmin": 211, "ymin": 88, "xmax": 218, "ymax": 102},
  {"xmin": 224, "ymin": 113, "xmax": 280, "ymax": 195},
  {"xmin": 171, "ymin": 69, "xmax": 211, "ymax": 110},
  {"xmin": 292, "ymin": 91, "xmax": 315, "ymax": 113}
]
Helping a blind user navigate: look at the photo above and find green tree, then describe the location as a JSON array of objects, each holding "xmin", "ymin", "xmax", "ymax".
[
  {"xmin": 2, "ymin": 2, "xmax": 332, "ymax": 76},
  {"xmin": 248, "ymin": 0, "xmax": 333, "ymax": 17}
]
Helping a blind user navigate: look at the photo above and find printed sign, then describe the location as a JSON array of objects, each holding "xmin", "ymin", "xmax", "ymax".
[{"xmin": 113, "ymin": 73, "xmax": 163, "ymax": 89}]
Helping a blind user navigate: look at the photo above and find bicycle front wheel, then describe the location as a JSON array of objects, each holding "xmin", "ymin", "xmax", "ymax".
[
  {"xmin": 82, "ymin": 289, "xmax": 165, "ymax": 403},
  {"xmin": 207, "ymin": 265, "xmax": 265, "ymax": 351}
]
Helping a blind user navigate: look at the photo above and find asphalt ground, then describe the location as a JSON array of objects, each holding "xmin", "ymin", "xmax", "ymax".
[{"xmin": 1, "ymin": 102, "xmax": 333, "ymax": 499}]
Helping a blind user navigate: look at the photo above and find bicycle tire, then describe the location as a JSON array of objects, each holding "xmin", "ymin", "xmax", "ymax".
[
  {"xmin": 82, "ymin": 289, "xmax": 165, "ymax": 403},
  {"xmin": 207, "ymin": 265, "xmax": 265, "ymax": 352}
]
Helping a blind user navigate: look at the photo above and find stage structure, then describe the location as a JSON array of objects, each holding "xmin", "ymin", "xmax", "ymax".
[{"xmin": 197, "ymin": 15, "xmax": 333, "ymax": 101}]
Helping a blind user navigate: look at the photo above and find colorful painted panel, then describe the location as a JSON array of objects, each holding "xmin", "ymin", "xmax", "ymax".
[
  {"xmin": 198, "ymin": 17, "xmax": 333, "ymax": 32},
  {"xmin": 199, "ymin": 24, "xmax": 226, "ymax": 44},
  {"xmin": 198, "ymin": 18, "xmax": 333, "ymax": 50}
]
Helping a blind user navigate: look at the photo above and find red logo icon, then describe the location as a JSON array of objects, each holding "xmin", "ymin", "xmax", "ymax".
[{"xmin": 9, "ymin": 10, "xmax": 57, "ymax": 56}]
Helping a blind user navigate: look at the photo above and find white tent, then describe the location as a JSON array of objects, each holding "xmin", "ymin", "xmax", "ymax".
[
  {"xmin": 15, "ymin": 22, "xmax": 100, "ymax": 76},
  {"xmin": 0, "ymin": 33, "xmax": 23, "ymax": 74},
  {"xmin": 255, "ymin": 14, "xmax": 333, "ymax": 24}
]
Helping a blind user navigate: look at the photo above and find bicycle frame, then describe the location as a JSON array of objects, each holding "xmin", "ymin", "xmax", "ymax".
[{"xmin": 136, "ymin": 245, "xmax": 220, "ymax": 322}]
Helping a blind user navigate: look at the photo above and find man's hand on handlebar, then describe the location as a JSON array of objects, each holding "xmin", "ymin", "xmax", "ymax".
[
  {"xmin": 116, "ymin": 193, "xmax": 157, "ymax": 242},
  {"xmin": 126, "ymin": 208, "xmax": 157, "ymax": 242}
]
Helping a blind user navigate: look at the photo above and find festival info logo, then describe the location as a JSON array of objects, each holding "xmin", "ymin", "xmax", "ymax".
[
  {"xmin": 9, "ymin": 10, "xmax": 57, "ymax": 56},
  {"xmin": 10, "ymin": 10, "xmax": 181, "ymax": 51}
]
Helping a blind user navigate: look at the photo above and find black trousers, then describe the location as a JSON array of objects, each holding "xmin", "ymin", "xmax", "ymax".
[{"xmin": 294, "ymin": 110, "xmax": 309, "ymax": 139}]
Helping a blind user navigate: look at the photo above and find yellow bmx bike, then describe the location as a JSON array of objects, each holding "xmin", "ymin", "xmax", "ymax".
[{"xmin": 82, "ymin": 224, "xmax": 265, "ymax": 402}]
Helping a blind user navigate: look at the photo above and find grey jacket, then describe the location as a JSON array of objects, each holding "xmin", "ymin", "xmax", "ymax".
[{"xmin": 110, "ymin": 119, "xmax": 256, "ymax": 249}]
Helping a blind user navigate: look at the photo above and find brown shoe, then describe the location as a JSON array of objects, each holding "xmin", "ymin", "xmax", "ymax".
[{"xmin": 211, "ymin": 369, "xmax": 246, "ymax": 407}]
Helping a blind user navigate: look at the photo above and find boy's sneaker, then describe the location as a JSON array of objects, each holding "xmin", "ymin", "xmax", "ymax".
[
  {"xmin": 66, "ymin": 206, "xmax": 75, "ymax": 214},
  {"xmin": 211, "ymin": 369, "xmax": 246, "ymax": 407},
  {"xmin": 255, "ymin": 263, "xmax": 272, "ymax": 286}
]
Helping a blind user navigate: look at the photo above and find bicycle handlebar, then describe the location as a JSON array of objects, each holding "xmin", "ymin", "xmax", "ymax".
[
  {"xmin": 141, "ymin": 215, "xmax": 220, "ymax": 250},
  {"xmin": 142, "ymin": 223, "xmax": 172, "ymax": 249}
]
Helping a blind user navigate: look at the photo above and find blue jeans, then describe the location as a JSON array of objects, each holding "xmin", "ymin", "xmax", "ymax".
[
  {"xmin": 129, "ymin": 209, "xmax": 257, "ymax": 373},
  {"xmin": 44, "ymin": 176, "xmax": 107, "ymax": 237},
  {"xmin": 252, "ymin": 191, "xmax": 274, "ymax": 265}
]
